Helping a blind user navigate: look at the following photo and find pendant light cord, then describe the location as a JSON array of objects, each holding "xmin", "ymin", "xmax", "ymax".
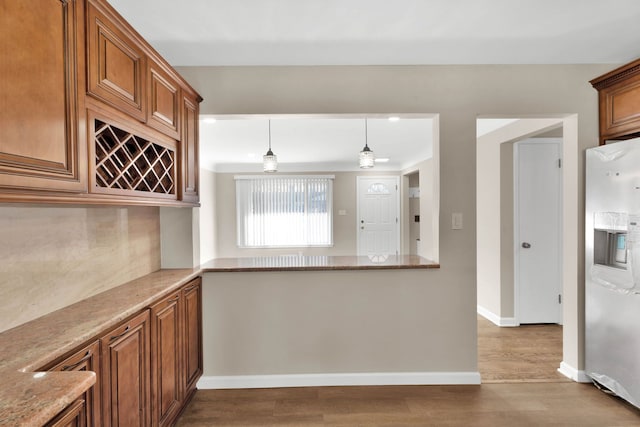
[
  {"xmin": 268, "ymin": 120, "xmax": 272, "ymax": 150},
  {"xmin": 365, "ymin": 118, "xmax": 368, "ymax": 148}
]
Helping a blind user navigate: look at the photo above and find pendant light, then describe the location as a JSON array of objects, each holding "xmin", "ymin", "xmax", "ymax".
[
  {"xmin": 359, "ymin": 118, "xmax": 375, "ymax": 169},
  {"xmin": 263, "ymin": 120, "xmax": 277, "ymax": 173}
]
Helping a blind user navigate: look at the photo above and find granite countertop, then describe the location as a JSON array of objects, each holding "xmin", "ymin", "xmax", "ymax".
[
  {"xmin": 0, "ymin": 268, "xmax": 201, "ymax": 426},
  {"xmin": 201, "ymin": 254, "xmax": 439, "ymax": 272},
  {"xmin": 0, "ymin": 255, "xmax": 437, "ymax": 425}
]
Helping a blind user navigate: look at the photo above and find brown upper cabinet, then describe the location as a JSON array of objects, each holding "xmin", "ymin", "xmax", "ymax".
[
  {"xmin": 591, "ymin": 58, "xmax": 640, "ymax": 145},
  {"xmin": 0, "ymin": 0, "xmax": 201, "ymax": 206},
  {"xmin": 0, "ymin": 0, "xmax": 86, "ymax": 193},
  {"xmin": 181, "ymin": 91, "xmax": 201, "ymax": 204},
  {"xmin": 147, "ymin": 59, "xmax": 181, "ymax": 140},
  {"xmin": 87, "ymin": 0, "xmax": 146, "ymax": 122}
]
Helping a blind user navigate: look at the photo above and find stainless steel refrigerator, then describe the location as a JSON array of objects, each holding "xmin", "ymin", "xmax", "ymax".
[{"xmin": 586, "ymin": 138, "xmax": 640, "ymax": 409}]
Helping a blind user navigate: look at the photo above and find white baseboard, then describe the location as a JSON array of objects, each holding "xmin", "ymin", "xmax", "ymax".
[
  {"xmin": 558, "ymin": 361, "xmax": 592, "ymax": 383},
  {"xmin": 477, "ymin": 305, "xmax": 518, "ymax": 327},
  {"xmin": 197, "ymin": 371, "xmax": 482, "ymax": 389}
]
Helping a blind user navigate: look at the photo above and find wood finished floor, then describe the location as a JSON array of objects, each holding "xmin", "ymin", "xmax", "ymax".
[
  {"xmin": 177, "ymin": 317, "xmax": 640, "ymax": 426},
  {"xmin": 477, "ymin": 315, "xmax": 568, "ymax": 383}
]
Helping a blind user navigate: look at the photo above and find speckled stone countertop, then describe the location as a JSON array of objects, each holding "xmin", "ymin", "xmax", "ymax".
[
  {"xmin": 0, "ymin": 268, "xmax": 201, "ymax": 427},
  {"xmin": 201, "ymin": 254, "xmax": 439, "ymax": 272}
]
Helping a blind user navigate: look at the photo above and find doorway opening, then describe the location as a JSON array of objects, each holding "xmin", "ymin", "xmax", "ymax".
[{"xmin": 475, "ymin": 116, "xmax": 577, "ymax": 383}]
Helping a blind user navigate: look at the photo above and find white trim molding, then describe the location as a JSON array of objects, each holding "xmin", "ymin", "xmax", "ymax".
[
  {"xmin": 558, "ymin": 361, "xmax": 592, "ymax": 383},
  {"xmin": 197, "ymin": 371, "xmax": 482, "ymax": 390},
  {"xmin": 477, "ymin": 305, "xmax": 518, "ymax": 327}
]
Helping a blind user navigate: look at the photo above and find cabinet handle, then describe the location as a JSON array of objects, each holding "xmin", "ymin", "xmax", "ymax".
[
  {"xmin": 169, "ymin": 295, "xmax": 179, "ymax": 302},
  {"xmin": 62, "ymin": 351, "xmax": 92, "ymax": 371},
  {"xmin": 183, "ymin": 284, "xmax": 197, "ymax": 291},
  {"xmin": 110, "ymin": 325, "xmax": 130, "ymax": 342}
]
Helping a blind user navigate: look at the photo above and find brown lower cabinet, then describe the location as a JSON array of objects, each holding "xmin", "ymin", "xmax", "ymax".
[
  {"xmin": 150, "ymin": 277, "xmax": 203, "ymax": 426},
  {"xmin": 45, "ymin": 399, "xmax": 86, "ymax": 427},
  {"xmin": 150, "ymin": 290, "xmax": 182, "ymax": 425},
  {"xmin": 43, "ymin": 277, "xmax": 202, "ymax": 426},
  {"xmin": 45, "ymin": 340, "xmax": 100, "ymax": 427},
  {"xmin": 100, "ymin": 310, "xmax": 151, "ymax": 427}
]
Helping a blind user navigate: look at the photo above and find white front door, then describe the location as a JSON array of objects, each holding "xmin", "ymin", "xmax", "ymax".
[
  {"xmin": 357, "ymin": 176, "xmax": 400, "ymax": 256},
  {"xmin": 515, "ymin": 139, "xmax": 562, "ymax": 324}
]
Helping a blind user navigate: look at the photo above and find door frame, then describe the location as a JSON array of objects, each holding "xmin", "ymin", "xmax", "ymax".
[
  {"xmin": 356, "ymin": 176, "xmax": 401, "ymax": 257},
  {"xmin": 513, "ymin": 138, "xmax": 563, "ymax": 325}
]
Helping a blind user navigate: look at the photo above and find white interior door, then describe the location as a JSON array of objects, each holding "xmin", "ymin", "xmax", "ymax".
[
  {"xmin": 516, "ymin": 139, "xmax": 562, "ymax": 324},
  {"xmin": 357, "ymin": 177, "xmax": 400, "ymax": 257}
]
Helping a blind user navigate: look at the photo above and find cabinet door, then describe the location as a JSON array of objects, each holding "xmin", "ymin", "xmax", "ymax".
[
  {"xmin": 180, "ymin": 93, "xmax": 200, "ymax": 203},
  {"xmin": 47, "ymin": 340, "xmax": 101, "ymax": 427},
  {"xmin": 100, "ymin": 310, "xmax": 150, "ymax": 427},
  {"xmin": 87, "ymin": 0, "xmax": 146, "ymax": 122},
  {"xmin": 45, "ymin": 399, "xmax": 86, "ymax": 427},
  {"xmin": 182, "ymin": 278, "xmax": 203, "ymax": 397},
  {"xmin": 150, "ymin": 291, "xmax": 182, "ymax": 426},
  {"xmin": 147, "ymin": 60, "xmax": 181, "ymax": 139},
  {"xmin": 598, "ymin": 74, "xmax": 640, "ymax": 141},
  {"xmin": 0, "ymin": 0, "xmax": 86, "ymax": 193}
]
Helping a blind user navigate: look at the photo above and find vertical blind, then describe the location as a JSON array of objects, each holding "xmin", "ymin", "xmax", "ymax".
[{"xmin": 235, "ymin": 175, "xmax": 334, "ymax": 247}]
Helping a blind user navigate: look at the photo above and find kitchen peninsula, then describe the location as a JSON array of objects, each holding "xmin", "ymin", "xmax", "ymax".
[{"xmin": 0, "ymin": 255, "xmax": 440, "ymax": 425}]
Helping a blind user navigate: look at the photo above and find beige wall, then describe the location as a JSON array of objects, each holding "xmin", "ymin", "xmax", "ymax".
[
  {"xmin": 203, "ymin": 270, "xmax": 479, "ymax": 378},
  {"xmin": 213, "ymin": 170, "xmax": 401, "ymax": 257},
  {"xmin": 199, "ymin": 168, "xmax": 217, "ymax": 263},
  {"xmin": 178, "ymin": 64, "xmax": 614, "ymax": 375},
  {"xmin": 0, "ymin": 205, "xmax": 160, "ymax": 332},
  {"xmin": 500, "ymin": 142, "xmax": 515, "ymax": 318}
]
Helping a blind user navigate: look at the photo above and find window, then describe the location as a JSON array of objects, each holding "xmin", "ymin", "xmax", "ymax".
[{"xmin": 235, "ymin": 175, "xmax": 334, "ymax": 248}]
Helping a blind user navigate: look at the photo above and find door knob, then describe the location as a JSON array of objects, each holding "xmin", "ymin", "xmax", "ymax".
[{"xmin": 522, "ymin": 242, "xmax": 531, "ymax": 249}]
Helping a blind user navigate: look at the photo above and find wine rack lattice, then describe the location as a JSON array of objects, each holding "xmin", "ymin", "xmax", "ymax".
[{"xmin": 94, "ymin": 120, "xmax": 175, "ymax": 195}]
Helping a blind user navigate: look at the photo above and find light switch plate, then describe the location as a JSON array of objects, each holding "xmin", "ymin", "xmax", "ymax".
[{"xmin": 452, "ymin": 212, "xmax": 463, "ymax": 230}]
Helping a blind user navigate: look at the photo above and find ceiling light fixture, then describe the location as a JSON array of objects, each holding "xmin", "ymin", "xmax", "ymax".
[
  {"xmin": 263, "ymin": 120, "xmax": 277, "ymax": 173},
  {"xmin": 359, "ymin": 118, "xmax": 375, "ymax": 169}
]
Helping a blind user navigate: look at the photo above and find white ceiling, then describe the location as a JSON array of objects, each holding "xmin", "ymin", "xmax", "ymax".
[
  {"xmin": 109, "ymin": 0, "xmax": 640, "ymax": 66},
  {"xmin": 107, "ymin": 0, "xmax": 639, "ymax": 172},
  {"xmin": 200, "ymin": 116, "xmax": 434, "ymax": 172}
]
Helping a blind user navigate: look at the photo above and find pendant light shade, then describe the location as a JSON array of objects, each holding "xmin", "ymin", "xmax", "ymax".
[
  {"xmin": 359, "ymin": 118, "xmax": 375, "ymax": 169},
  {"xmin": 263, "ymin": 120, "xmax": 277, "ymax": 173}
]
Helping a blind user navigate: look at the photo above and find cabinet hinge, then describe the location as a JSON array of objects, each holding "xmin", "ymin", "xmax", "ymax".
[
  {"xmin": 558, "ymin": 158, "xmax": 562, "ymax": 168},
  {"xmin": 396, "ymin": 217, "xmax": 399, "ymax": 224},
  {"xmin": 558, "ymin": 294, "xmax": 562, "ymax": 304}
]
